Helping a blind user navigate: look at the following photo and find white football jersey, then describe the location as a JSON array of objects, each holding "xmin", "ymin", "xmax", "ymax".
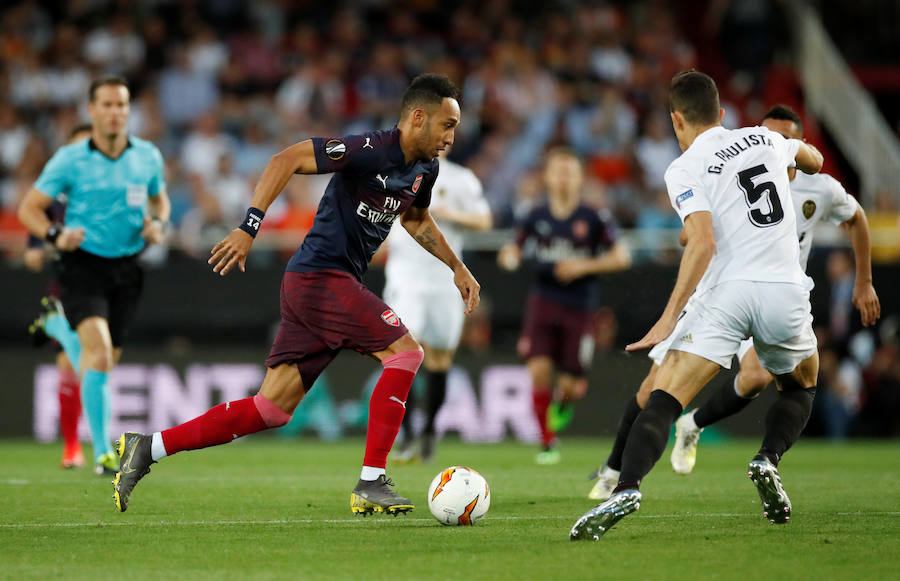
[
  {"xmin": 665, "ymin": 125, "xmax": 810, "ymax": 293},
  {"xmin": 790, "ymin": 171, "xmax": 859, "ymax": 270},
  {"xmin": 385, "ymin": 159, "xmax": 490, "ymax": 291}
]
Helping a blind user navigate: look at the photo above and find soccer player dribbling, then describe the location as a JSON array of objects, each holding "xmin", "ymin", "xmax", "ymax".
[{"xmin": 113, "ymin": 74, "xmax": 481, "ymax": 516}]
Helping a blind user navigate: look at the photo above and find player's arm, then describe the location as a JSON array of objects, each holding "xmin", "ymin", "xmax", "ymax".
[
  {"xmin": 430, "ymin": 206, "xmax": 493, "ymax": 231},
  {"xmin": 142, "ymin": 189, "xmax": 171, "ymax": 244},
  {"xmin": 497, "ymin": 210, "xmax": 535, "ymax": 271},
  {"xmin": 17, "ymin": 188, "xmax": 84, "ymax": 251},
  {"xmin": 627, "ymin": 211, "xmax": 715, "ymax": 351},
  {"xmin": 209, "ymin": 140, "xmax": 319, "ymax": 275},
  {"xmin": 841, "ymin": 206, "xmax": 880, "ymax": 326},
  {"xmin": 401, "ymin": 205, "xmax": 481, "ymax": 314},
  {"xmin": 554, "ymin": 242, "xmax": 631, "ymax": 284},
  {"xmin": 793, "ymin": 140, "xmax": 824, "ymax": 175}
]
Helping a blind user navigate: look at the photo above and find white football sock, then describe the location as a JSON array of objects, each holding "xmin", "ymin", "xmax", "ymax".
[
  {"xmin": 360, "ymin": 466, "xmax": 386, "ymax": 481},
  {"xmin": 151, "ymin": 432, "xmax": 168, "ymax": 461}
]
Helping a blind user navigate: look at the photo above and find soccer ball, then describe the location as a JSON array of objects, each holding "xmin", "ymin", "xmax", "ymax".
[{"xmin": 427, "ymin": 466, "xmax": 491, "ymax": 526}]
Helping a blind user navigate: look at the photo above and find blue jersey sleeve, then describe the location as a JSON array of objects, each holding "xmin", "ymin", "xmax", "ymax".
[
  {"xmin": 33, "ymin": 148, "xmax": 73, "ymax": 199},
  {"xmin": 311, "ymin": 133, "xmax": 387, "ymax": 175},
  {"xmin": 412, "ymin": 163, "xmax": 438, "ymax": 208},
  {"xmin": 148, "ymin": 145, "xmax": 166, "ymax": 196}
]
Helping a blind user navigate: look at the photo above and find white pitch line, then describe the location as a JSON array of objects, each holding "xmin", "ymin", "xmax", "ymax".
[{"xmin": 2, "ymin": 511, "xmax": 897, "ymax": 529}]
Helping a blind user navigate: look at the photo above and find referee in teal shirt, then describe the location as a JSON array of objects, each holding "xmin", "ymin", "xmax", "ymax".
[{"xmin": 19, "ymin": 76, "xmax": 170, "ymax": 474}]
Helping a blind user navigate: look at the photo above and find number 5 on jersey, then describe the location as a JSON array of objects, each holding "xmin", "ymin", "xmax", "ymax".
[{"xmin": 738, "ymin": 164, "xmax": 784, "ymax": 227}]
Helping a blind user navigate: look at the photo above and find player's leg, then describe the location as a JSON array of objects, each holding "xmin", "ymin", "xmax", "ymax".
[
  {"xmin": 548, "ymin": 308, "xmax": 594, "ymax": 434},
  {"xmin": 528, "ymin": 356, "xmax": 558, "ymax": 463},
  {"xmin": 351, "ymin": 333, "xmax": 423, "ymax": 514},
  {"xmin": 31, "ymin": 296, "xmax": 82, "ymax": 374},
  {"xmin": 746, "ymin": 282, "xmax": 819, "ymax": 524},
  {"xmin": 571, "ymin": 351, "xmax": 720, "ymax": 541},
  {"xmin": 76, "ymin": 316, "xmax": 117, "ymax": 473},
  {"xmin": 419, "ymin": 344, "xmax": 454, "ymax": 462},
  {"xmin": 113, "ymin": 363, "xmax": 301, "ymax": 512},
  {"xmin": 56, "ymin": 351, "xmax": 84, "ymax": 468},
  {"xmin": 588, "ymin": 363, "xmax": 658, "ymax": 500}
]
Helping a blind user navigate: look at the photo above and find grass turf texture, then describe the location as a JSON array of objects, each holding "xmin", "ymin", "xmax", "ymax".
[{"xmin": 1, "ymin": 438, "xmax": 897, "ymax": 580}]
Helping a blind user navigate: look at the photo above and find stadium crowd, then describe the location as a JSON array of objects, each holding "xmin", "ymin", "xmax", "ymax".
[{"xmin": 0, "ymin": 0, "xmax": 897, "ymax": 439}]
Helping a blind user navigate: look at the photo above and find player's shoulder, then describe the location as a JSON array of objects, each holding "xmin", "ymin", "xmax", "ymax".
[
  {"xmin": 53, "ymin": 139, "xmax": 90, "ymax": 161},
  {"xmin": 128, "ymin": 136, "xmax": 164, "ymax": 159}
]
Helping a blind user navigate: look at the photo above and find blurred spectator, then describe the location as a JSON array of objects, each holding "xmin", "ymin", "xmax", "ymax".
[
  {"xmin": 634, "ymin": 111, "xmax": 681, "ymax": 191},
  {"xmin": 83, "ymin": 13, "xmax": 146, "ymax": 75},
  {"xmin": 180, "ymin": 113, "xmax": 235, "ymax": 182},
  {"xmin": 158, "ymin": 45, "xmax": 220, "ymax": 129},
  {"xmin": 827, "ymin": 250, "xmax": 856, "ymax": 345},
  {"xmin": 634, "ymin": 189, "xmax": 683, "ymax": 264},
  {"xmin": 868, "ymin": 189, "xmax": 900, "ymax": 264},
  {"xmin": 814, "ymin": 346, "xmax": 862, "ymax": 440}
]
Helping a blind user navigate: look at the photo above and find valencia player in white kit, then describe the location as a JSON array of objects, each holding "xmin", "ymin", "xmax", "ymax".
[
  {"xmin": 571, "ymin": 71, "xmax": 825, "ymax": 540},
  {"xmin": 384, "ymin": 148, "xmax": 492, "ymax": 462}
]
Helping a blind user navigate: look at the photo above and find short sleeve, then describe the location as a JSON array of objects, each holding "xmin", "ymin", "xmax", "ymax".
[
  {"xmin": 311, "ymin": 133, "xmax": 386, "ymax": 175},
  {"xmin": 665, "ymin": 164, "xmax": 709, "ymax": 223},
  {"xmin": 148, "ymin": 145, "xmax": 166, "ymax": 196},
  {"xmin": 823, "ymin": 174, "xmax": 859, "ymax": 225},
  {"xmin": 33, "ymin": 148, "xmax": 73, "ymax": 199},
  {"xmin": 768, "ymin": 130, "xmax": 801, "ymax": 171},
  {"xmin": 412, "ymin": 164, "xmax": 438, "ymax": 208}
]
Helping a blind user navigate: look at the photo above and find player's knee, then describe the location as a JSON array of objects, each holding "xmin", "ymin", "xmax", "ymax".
[
  {"xmin": 253, "ymin": 393, "xmax": 292, "ymax": 428},
  {"xmin": 383, "ymin": 348, "xmax": 425, "ymax": 374},
  {"xmin": 738, "ymin": 369, "xmax": 772, "ymax": 397},
  {"xmin": 84, "ymin": 349, "xmax": 113, "ymax": 372}
]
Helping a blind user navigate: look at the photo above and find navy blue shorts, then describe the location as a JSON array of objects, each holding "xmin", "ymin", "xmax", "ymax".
[{"xmin": 266, "ymin": 270, "xmax": 409, "ymax": 388}]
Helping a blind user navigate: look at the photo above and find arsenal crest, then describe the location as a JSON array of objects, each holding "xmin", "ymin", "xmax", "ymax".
[
  {"xmin": 381, "ymin": 309, "xmax": 400, "ymax": 327},
  {"xmin": 802, "ymin": 200, "xmax": 816, "ymax": 220},
  {"xmin": 573, "ymin": 219, "xmax": 589, "ymax": 240},
  {"xmin": 412, "ymin": 174, "xmax": 423, "ymax": 193}
]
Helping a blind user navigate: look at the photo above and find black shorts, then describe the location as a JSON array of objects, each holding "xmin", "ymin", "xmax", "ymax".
[{"xmin": 57, "ymin": 249, "xmax": 143, "ymax": 347}]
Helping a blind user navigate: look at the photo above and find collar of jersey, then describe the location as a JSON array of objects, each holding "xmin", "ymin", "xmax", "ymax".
[
  {"xmin": 692, "ymin": 125, "xmax": 726, "ymax": 146},
  {"xmin": 88, "ymin": 137, "xmax": 134, "ymax": 161}
]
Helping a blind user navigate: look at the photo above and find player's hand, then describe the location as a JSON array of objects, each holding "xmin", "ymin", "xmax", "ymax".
[
  {"xmin": 55, "ymin": 227, "xmax": 84, "ymax": 251},
  {"xmin": 626, "ymin": 316, "xmax": 678, "ymax": 352},
  {"xmin": 497, "ymin": 244, "xmax": 521, "ymax": 271},
  {"xmin": 554, "ymin": 259, "xmax": 586, "ymax": 284},
  {"xmin": 454, "ymin": 264, "xmax": 481, "ymax": 314},
  {"xmin": 209, "ymin": 229, "xmax": 253, "ymax": 276},
  {"xmin": 141, "ymin": 216, "xmax": 166, "ymax": 245},
  {"xmin": 853, "ymin": 281, "xmax": 881, "ymax": 327}
]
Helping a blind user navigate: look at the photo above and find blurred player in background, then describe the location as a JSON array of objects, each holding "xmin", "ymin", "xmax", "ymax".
[
  {"xmin": 587, "ymin": 104, "xmax": 880, "ymax": 499},
  {"xmin": 498, "ymin": 148, "xmax": 631, "ymax": 465},
  {"xmin": 571, "ymin": 71, "xmax": 825, "ymax": 541},
  {"xmin": 18, "ymin": 77, "xmax": 170, "ymax": 475},
  {"xmin": 25, "ymin": 122, "xmax": 93, "ymax": 469},
  {"xmin": 112, "ymin": 74, "xmax": 482, "ymax": 517},
  {"xmin": 385, "ymin": 147, "xmax": 492, "ymax": 464}
]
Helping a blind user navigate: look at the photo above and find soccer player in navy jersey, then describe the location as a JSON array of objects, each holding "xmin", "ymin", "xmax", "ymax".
[
  {"xmin": 498, "ymin": 148, "xmax": 631, "ymax": 465},
  {"xmin": 113, "ymin": 74, "xmax": 481, "ymax": 516}
]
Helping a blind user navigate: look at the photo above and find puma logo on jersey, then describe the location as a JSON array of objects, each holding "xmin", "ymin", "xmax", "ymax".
[
  {"xmin": 376, "ymin": 174, "xmax": 388, "ymax": 189},
  {"xmin": 389, "ymin": 396, "xmax": 407, "ymax": 408},
  {"xmin": 363, "ymin": 137, "xmax": 374, "ymax": 149}
]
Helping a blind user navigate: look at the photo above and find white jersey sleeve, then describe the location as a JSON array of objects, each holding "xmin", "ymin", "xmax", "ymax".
[
  {"xmin": 665, "ymin": 164, "xmax": 708, "ymax": 223},
  {"xmin": 823, "ymin": 174, "xmax": 859, "ymax": 225}
]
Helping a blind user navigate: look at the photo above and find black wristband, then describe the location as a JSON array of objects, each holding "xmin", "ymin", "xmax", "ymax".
[
  {"xmin": 238, "ymin": 207, "xmax": 265, "ymax": 238},
  {"xmin": 45, "ymin": 224, "xmax": 61, "ymax": 244}
]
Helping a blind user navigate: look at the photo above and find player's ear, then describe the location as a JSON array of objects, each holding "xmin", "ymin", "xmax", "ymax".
[
  {"xmin": 670, "ymin": 111, "xmax": 682, "ymax": 132},
  {"xmin": 412, "ymin": 107, "xmax": 427, "ymax": 129},
  {"xmin": 718, "ymin": 108, "xmax": 725, "ymax": 123}
]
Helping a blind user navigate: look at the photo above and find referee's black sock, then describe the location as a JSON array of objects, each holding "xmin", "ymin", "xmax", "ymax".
[
  {"xmin": 694, "ymin": 377, "xmax": 755, "ymax": 429},
  {"xmin": 758, "ymin": 387, "xmax": 817, "ymax": 467},
  {"xmin": 605, "ymin": 395, "xmax": 643, "ymax": 472},
  {"xmin": 422, "ymin": 370, "xmax": 448, "ymax": 436},
  {"xmin": 615, "ymin": 390, "xmax": 683, "ymax": 491}
]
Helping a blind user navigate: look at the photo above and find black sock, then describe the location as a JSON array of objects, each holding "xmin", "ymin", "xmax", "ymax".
[
  {"xmin": 422, "ymin": 370, "xmax": 448, "ymax": 436},
  {"xmin": 694, "ymin": 377, "xmax": 755, "ymax": 428},
  {"xmin": 758, "ymin": 387, "xmax": 817, "ymax": 466},
  {"xmin": 605, "ymin": 395, "xmax": 642, "ymax": 471},
  {"xmin": 399, "ymin": 385, "xmax": 417, "ymax": 445},
  {"xmin": 618, "ymin": 390, "xmax": 683, "ymax": 487}
]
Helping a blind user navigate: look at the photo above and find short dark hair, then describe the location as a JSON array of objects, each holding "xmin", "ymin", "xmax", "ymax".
[
  {"xmin": 68, "ymin": 122, "xmax": 93, "ymax": 141},
  {"xmin": 400, "ymin": 73, "xmax": 460, "ymax": 116},
  {"xmin": 545, "ymin": 146, "xmax": 582, "ymax": 167},
  {"xmin": 89, "ymin": 76, "xmax": 130, "ymax": 102},
  {"xmin": 669, "ymin": 70, "xmax": 720, "ymax": 125},
  {"xmin": 762, "ymin": 104, "xmax": 803, "ymax": 136}
]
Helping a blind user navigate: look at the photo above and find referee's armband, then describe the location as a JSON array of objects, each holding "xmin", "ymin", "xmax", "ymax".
[{"xmin": 238, "ymin": 207, "xmax": 265, "ymax": 238}]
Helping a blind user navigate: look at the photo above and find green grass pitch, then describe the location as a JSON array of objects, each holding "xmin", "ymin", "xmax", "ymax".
[{"xmin": 1, "ymin": 437, "xmax": 897, "ymax": 580}]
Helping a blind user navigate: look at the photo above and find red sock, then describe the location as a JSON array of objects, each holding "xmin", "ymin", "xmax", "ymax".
[
  {"xmin": 161, "ymin": 395, "xmax": 289, "ymax": 456},
  {"xmin": 532, "ymin": 389, "xmax": 555, "ymax": 447},
  {"xmin": 363, "ymin": 351, "xmax": 423, "ymax": 470},
  {"xmin": 58, "ymin": 368, "xmax": 81, "ymax": 450}
]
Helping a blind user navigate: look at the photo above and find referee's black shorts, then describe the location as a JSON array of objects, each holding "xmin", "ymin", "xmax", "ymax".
[{"xmin": 57, "ymin": 249, "xmax": 143, "ymax": 347}]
